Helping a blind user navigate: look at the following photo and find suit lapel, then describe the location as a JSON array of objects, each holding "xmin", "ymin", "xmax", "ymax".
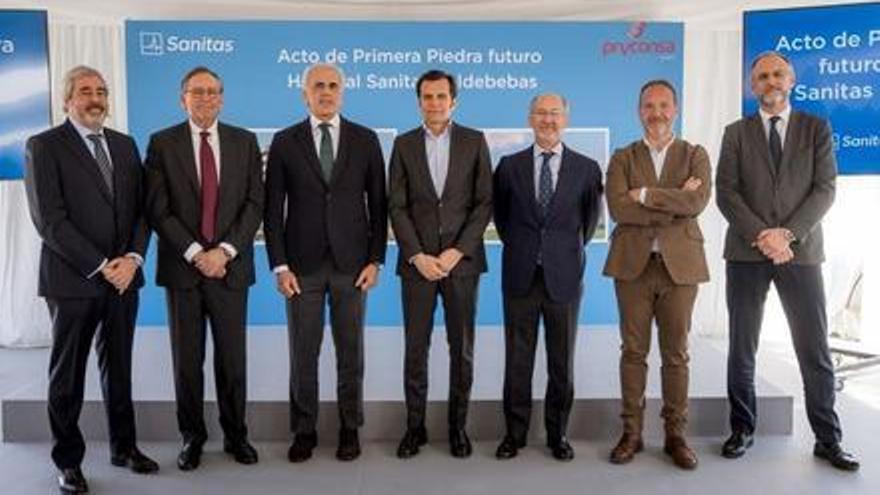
[
  {"xmin": 634, "ymin": 141, "xmax": 660, "ymax": 186},
  {"xmin": 515, "ymin": 147, "xmax": 541, "ymax": 224},
  {"xmin": 778, "ymin": 111, "xmax": 801, "ymax": 180},
  {"xmin": 60, "ymin": 120, "xmax": 114, "ymax": 205},
  {"xmin": 216, "ymin": 123, "xmax": 238, "ymax": 230},
  {"xmin": 657, "ymin": 140, "xmax": 683, "ymax": 186},
  {"xmin": 172, "ymin": 123, "xmax": 201, "ymax": 198},
  {"xmin": 411, "ymin": 127, "xmax": 439, "ymax": 201},
  {"xmin": 329, "ymin": 119, "xmax": 353, "ymax": 187},
  {"xmin": 294, "ymin": 119, "xmax": 329, "ymax": 189},
  {"xmin": 440, "ymin": 124, "xmax": 459, "ymax": 201},
  {"xmin": 747, "ymin": 113, "xmax": 776, "ymax": 180},
  {"xmin": 545, "ymin": 146, "xmax": 576, "ymax": 220}
]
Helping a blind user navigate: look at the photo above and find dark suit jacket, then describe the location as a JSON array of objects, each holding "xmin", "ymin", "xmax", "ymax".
[
  {"xmin": 493, "ymin": 145, "xmax": 603, "ymax": 303},
  {"xmin": 716, "ymin": 110, "xmax": 836, "ymax": 265},
  {"xmin": 603, "ymin": 139, "xmax": 711, "ymax": 285},
  {"xmin": 388, "ymin": 123, "xmax": 493, "ymax": 279},
  {"xmin": 145, "ymin": 121, "xmax": 264, "ymax": 289},
  {"xmin": 263, "ymin": 117, "xmax": 387, "ymax": 275},
  {"xmin": 24, "ymin": 119, "xmax": 148, "ymax": 298}
]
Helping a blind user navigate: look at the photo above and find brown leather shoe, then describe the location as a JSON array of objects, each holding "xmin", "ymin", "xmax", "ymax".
[
  {"xmin": 609, "ymin": 433, "xmax": 644, "ymax": 464},
  {"xmin": 664, "ymin": 436, "xmax": 698, "ymax": 470}
]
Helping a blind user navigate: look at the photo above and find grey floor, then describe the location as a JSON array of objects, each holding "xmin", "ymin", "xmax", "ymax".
[{"xmin": 1, "ymin": 327, "xmax": 878, "ymax": 494}]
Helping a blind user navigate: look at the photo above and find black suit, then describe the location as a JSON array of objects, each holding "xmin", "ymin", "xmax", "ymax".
[
  {"xmin": 388, "ymin": 123, "xmax": 493, "ymax": 429},
  {"xmin": 24, "ymin": 119, "xmax": 149, "ymax": 469},
  {"xmin": 145, "ymin": 121, "xmax": 263, "ymax": 444},
  {"xmin": 493, "ymin": 145, "xmax": 603, "ymax": 443},
  {"xmin": 264, "ymin": 116, "xmax": 387, "ymax": 433}
]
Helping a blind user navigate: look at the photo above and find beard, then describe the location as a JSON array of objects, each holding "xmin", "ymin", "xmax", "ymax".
[{"xmin": 760, "ymin": 88, "xmax": 789, "ymax": 107}]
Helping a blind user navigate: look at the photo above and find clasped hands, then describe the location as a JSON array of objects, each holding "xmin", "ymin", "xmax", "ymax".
[
  {"xmin": 193, "ymin": 247, "xmax": 230, "ymax": 279},
  {"xmin": 752, "ymin": 228, "xmax": 794, "ymax": 265},
  {"xmin": 413, "ymin": 248, "xmax": 464, "ymax": 282},
  {"xmin": 627, "ymin": 176, "xmax": 702, "ymax": 202},
  {"xmin": 101, "ymin": 256, "xmax": 138, "ymax": 294}
]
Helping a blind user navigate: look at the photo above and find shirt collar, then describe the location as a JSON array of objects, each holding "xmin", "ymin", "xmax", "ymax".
[
  {"xmin": 642, "ymin": 135, "xmax": 675, "ymax": 155},
  {"xmin": 310, "ymin": 113, "xmax": 341, "ymax": 131},
  {"xmin": 533, "ymin": 141, "xmax": 564, "ymax": 158},
  {"xmin": 423, "ymin": 121, "xmax": 452, "ymax": 140},
  {"xmin": 69, "ymin": 117, "xmax": 103, "ymax": 140},
  {"xmin": 759, "ymin": 104, "xmax": 791, "ymax": 125},
  {"xmin": 189, "ymin": 118, "xmax": 219, "ymax": 137}
]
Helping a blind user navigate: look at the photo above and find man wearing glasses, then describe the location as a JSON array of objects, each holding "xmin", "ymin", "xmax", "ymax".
[
  {"xmin": 492, "ymin": 93, "xmax": 603, "ymax": 461},
  {"xmin": 145, "ymin": 66, "xmax": 263, "ymax": 471}
]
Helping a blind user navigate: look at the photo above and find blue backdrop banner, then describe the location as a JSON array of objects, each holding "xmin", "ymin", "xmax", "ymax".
[
  {"xmin": 744, "ymin": 3, "xmax": 880, "ymax": 175},
  {"xmin": 0, "ymin": 9, "xmax": 50, "ymax": 180},
  {"xmin": 125, "ymin": 20, "xmax": 684, "ymax": 327}
]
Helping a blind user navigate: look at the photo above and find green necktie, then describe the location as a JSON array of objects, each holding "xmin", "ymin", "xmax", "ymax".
[{"xmin": 318, "ymin": 122, "xmax": 334, "ymax": 181}]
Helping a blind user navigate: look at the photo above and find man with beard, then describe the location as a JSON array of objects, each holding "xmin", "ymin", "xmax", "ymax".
[
  {"xmin": 603, "ymin": 80, "xmax": 710, "ymax": 470},
  {"xmin": 493, "ymin": 93, "xmax": 603, "ymax": 461},
  {"xmin": 25, "ymin": 65, "xmax": 158, "ymax": 493},
  {"xmin": 145, "ymin": 66, "xmax": 262, "ymax": 470},
  {"xmin": 717, "ymin": 51, "xmax": 859, "ymax": 471}
]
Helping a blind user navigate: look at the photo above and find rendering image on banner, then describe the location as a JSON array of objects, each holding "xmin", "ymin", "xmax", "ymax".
[
  {"xmin": 744, "ymin": 3, "xmax": 880, "ymax": 175},
  {"xmin": 0, "ymin": 10, "xmax": 50, "ymax": 180}
]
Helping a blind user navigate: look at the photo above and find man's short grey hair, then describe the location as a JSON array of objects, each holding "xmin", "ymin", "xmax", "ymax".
[
  {"xmin": 529, "ymin": 93, "xmax": 570, "ymax": 115},
  {"xmin": 750, "ymin": 50, "xmax": 797, "ymax": 79},
  {"xmin": 63, "ymin": 65, "xmax": 106, "ymax": 105},
  {"xmin": 302, "ymin": 63, "xmax": 346, "ymax": 90}
]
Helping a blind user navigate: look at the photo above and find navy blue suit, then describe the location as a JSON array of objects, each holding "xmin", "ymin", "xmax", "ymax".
[{"xmin": 493, "ymin": 144, "xmax": 602, "ymax": 443}]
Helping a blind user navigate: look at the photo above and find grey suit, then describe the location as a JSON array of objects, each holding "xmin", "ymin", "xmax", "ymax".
[
  {"xmin": 716, "ymin": 110, "xmax": 841, "ymax": 443},
  {"xmin": 388, "ymin": 123, "xmax": 493, "ymax": 429}
]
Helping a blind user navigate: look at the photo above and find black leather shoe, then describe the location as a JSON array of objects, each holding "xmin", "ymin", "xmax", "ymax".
[
  {"xmin": 548, "ymin": 437, "xmax": 575, "ymax": 461},
  {"xmin": 288, "ymin": 432, "xmax": 318, "ymax": 463},
  {"xmin": 177, "ymin": 440, "xmax": 203, "ymax": 471},
  {"xmin": 814, "ymin": 442, "xmax": 860, "ymax": 471},
  {"xmin": 336, "ymin": 428, "xmax": 361, "ymax": 461},
  {"xmin": 224, "ymin": 439, "xmax": 259, "ymax": 465},
  {"xmin": 495, "ymin": 435, "xmax": 525, "ymax": 460},
  {"xmin": 111, "ymin": 447, "xmax": 159, "ymax": 474},
  {"xmin": 396, "ymin": 426, "xmax": 428, "ymax": 459},
  {"xmin": 721, "ymin": 430, "xmax": 753, "ymax": 459},
  {"xmin": 58, "ymin": 467, "xmax": 89, "ymax": 493},
  {"xmin": 449, "ymin": 428, "xmax": 472, "ymax": 458}
]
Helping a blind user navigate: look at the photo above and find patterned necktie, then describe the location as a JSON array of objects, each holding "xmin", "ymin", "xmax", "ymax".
[
  {"xmin": 199, "ymin": 131, "xmax": 219, "ymax": 243},
  {"xmin": 318, "ymin": 122, "xmax": 334, "ymax": 181},
  {"xmin": 86, "ymin": 133, "xmax": 114, "ymax": 197},
  {"xmin": 769, "ymin": 115, "xmax": 783, "ymax": 173},
  {"xmin": 538, "ymin": 151, "xmax": 554, "ymax": 217}
]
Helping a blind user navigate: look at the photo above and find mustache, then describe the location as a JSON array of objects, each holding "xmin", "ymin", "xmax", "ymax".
[{"xmin": 86, "ymin": 103, "xmax": 106, "ymax": 113}]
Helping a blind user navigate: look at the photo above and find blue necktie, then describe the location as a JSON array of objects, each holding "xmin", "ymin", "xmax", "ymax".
[
  {"xmin": 87, "ymin": 133, "xmax": 114, "ymax": 197},
  {"xmin": 538, "ymin": 151, "xmax": 554, "ymax": 218}
]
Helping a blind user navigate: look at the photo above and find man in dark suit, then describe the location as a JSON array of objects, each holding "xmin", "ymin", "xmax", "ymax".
[
  {"xmin": 264, "ymin": 63, "xmax": 387, "ymax": 463},
  {"xmin": 24, "ymin": 65, "xmax": 158, "ymax": 494},
  {"xmin": 145, "ymin": 66, "xmax": 262, "ymax": 470},
  {"xmin": 389, "ymin": 69, "xmax": 493, "ymax": 459},
  {"xmin": 604, "ymin": 80, "xmax": 711, "ymax": 470},
  {"xmin": 717, "ymin": 51, "xmax": 859, "ymax": 471},
  {"xmin": 493, "ymin": 93, "xmax": 603, "ymax": 462}
]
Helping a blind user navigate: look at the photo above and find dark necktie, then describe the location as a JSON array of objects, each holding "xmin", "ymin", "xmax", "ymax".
[
  {"xmin": 538, "ymin": 151, "xmax": 554, "ymax": 217},
  {"xmin": 318, "ymin": 122, "xmax": 334, "ymax": 181},
  {"xmin": 199, "ymin": 131, "xmax": 219, "ymax": 243},
  {"xmin": 769, "ymin": 115, "xmax": 783, "ymax": 173},
  {"xmin": 86, "ymin": 133, "xmax": 114, "ymax": 196}
]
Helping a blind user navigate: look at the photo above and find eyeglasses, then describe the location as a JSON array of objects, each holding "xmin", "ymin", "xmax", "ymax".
[{"xmin": 186, "ymin": 88, "xmax": 222, "ymax": 98}]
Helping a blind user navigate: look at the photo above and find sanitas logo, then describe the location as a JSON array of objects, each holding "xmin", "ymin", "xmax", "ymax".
[
  {"xmin": 0, "ymin": 36, "xmax": 15, "ymax": 55},
  {"xmin": 139, "ymin": 31, "xmax": 235, "ymax": 56},
  {"xmin": 602, "ymin": 22, "xmax": 676, "ymax": 58}
]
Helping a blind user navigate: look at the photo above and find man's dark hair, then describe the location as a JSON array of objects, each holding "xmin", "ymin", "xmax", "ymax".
[
  {"xmin": 639, "ymin": 79, "xmax": 678, "ymax": 106},
  {"xmin": 180, "ymin": 66, "xmax": 223, "ymax": 92},
  {"xmin": 416, "ymin": 69, "xmax": 457, "ymax": 100}
]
